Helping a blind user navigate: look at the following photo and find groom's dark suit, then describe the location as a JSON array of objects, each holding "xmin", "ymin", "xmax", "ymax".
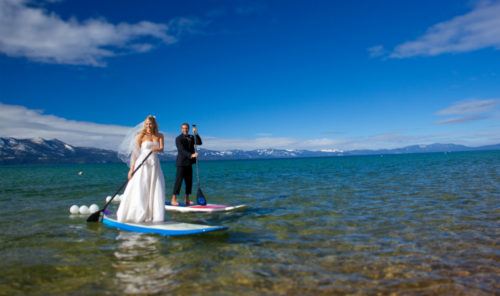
[{"xmin": 173, "ymin": 133, "xmax": 202, "ymax": 195}]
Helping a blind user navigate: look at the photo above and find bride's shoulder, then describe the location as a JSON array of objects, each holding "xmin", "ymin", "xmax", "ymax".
[{"xmin": 157, "ymin": 132, "xmax": 164, "ymax": 138}]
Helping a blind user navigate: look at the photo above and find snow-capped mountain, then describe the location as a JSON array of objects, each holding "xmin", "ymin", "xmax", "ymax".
[
  {"xmin": 0, "ymin": 137, "xmax": 120, "ymax": 165},
  {"xmin": 188, "ymin": 148, "xmax": 343, "ymax": 160}
]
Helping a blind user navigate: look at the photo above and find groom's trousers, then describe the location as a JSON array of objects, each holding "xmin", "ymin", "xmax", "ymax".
[{"xmin": 173, "ymin": 165, "xmax": 193, "ymax": 195}]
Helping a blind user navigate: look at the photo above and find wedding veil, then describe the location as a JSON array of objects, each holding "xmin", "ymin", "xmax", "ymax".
[{"xmin": 117, "ymin": 122, "xmax": 144, "ymax": 167}]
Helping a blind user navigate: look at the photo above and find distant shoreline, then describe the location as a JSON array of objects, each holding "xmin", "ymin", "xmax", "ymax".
[{"xmin": 1, "ymin": 148, "xmax": 498, "ymax": 166}]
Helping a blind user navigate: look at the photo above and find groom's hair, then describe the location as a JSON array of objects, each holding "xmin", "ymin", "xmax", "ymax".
[{"xmin": 181, "ymin": 123, "xmax": 189, "ymax": 128}]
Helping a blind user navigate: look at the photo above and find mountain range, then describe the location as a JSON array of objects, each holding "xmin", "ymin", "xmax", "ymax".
[
  {"xmin": 0, "ymin": 137, "xmax": 119, "ymax": 165},
  {"xmin": 1, "ymin": 137, "xmax": 499, "ymax": 165}
]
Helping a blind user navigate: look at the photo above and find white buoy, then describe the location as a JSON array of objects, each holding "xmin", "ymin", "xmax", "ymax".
[
  {"xmin": 69, "ymin": 205, "xmax": 79, "ymax": 214},
  {"xmin": 79, "ymin": 205, "xmax": 90, "ymax": 214},
  {"xmin": 78, "ymin": 171, "xmax": 84, "ymax": 175},
  {"xmin": 89, "ymin": 204, "xmax": 99, "ymax": 214}
]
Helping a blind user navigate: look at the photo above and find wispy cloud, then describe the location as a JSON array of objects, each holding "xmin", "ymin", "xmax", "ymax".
[
  {"xmin": 435, "ymin": 99, "xmax": 499, "ymax": 125},
  {"xmin": 437, "ymin": 99, "xmax": 499, "ymax": 115},
  {"xmin": 0, "ymin": 0, "xmax": 201, "ymax": 66},
  {"xmin": 435, "ymin": 114, "xmax": 489, "ymax": 125},
  {"xmin": 367, "ymin": 45, "xmax": 385, "ymax": 58},
  {"xmin": 387, "ymin": 1, "xmax": 500, "ymax": 58}
]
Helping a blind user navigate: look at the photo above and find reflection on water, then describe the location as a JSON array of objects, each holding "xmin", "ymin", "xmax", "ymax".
[{"xmin": 113, "ymin": 233, "xmax": 174, "ymax": 295}]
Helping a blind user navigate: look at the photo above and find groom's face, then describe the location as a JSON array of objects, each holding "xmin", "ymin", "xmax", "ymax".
[{"xmin": 181, "ymin": 124, "xmax": 189, "ymax": 135}]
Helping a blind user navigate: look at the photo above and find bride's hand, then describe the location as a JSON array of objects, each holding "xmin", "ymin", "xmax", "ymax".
[{"xmin": 128, "ymin": 170, "xmax": 133, "ymax": 180}]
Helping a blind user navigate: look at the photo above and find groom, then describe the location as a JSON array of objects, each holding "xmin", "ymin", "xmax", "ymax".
[{"xmin": 171, "ymin": 123, "xmax": 202, "ymax": 206}]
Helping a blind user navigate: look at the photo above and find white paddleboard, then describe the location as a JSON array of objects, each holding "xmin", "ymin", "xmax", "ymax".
[
  {"xmin": 165, "ymin": 202, "xmax": 247, "ymax": 213},
  {"xmin": 102, "ymin": 215, "xmax": 228, "ymax": 236}
]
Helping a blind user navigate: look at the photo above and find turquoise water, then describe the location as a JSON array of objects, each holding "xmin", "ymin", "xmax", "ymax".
[{"xmin": 0, "ymin": 151, "xmax": 499, "ymax": 295}]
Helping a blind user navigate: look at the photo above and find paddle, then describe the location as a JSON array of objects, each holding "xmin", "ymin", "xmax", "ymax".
[
  {"xmin": 193, "ymin": 125, "xmax": 207, "ymax": 205},
  {"xmin": 87, "ymin": 151, "xmax": 153, "ymax": 222}
]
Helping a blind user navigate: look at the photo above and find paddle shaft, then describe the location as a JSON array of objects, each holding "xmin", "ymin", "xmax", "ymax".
[
  {"xmin": 193, "ymin": 125, "xmax": 201, "ymax": 188},
  {"xmin": 192, "ymin": 125, "xmax": 206, "ymax": 205},
  {"xmin": 87, "ymin": 150, "xmax": 153, "ymax": 222}
]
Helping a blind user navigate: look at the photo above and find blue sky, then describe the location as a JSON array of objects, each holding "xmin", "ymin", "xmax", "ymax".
[{"xmin": 1, "ymin": 0, "xmax": 499, "ymax": 151}]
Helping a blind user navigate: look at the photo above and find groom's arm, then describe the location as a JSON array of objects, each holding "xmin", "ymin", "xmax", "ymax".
[{"xmin": 194, "ymin": 134, "xmax": 202, "ymax": 145}]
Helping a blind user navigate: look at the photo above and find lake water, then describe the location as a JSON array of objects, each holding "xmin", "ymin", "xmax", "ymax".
[{"xmin": 0, "ymin": 151, "xmax": 499, "ymax": 295}]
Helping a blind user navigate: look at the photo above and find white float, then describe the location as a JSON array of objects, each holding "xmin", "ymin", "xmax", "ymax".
[
  {"xmin": 79, "ymin": 205, "xmax": 90, "ymax": 214},
  {"xmin": 89, "ymin": 204, "xmax": 99, "ymax": 214},
  {"xmin": 69, "ymin": 205, "xmax": 80, "ymax": 214},
  {"xmin": 105, "ymin": 195, "xmax": 122, "ymax": 203}
]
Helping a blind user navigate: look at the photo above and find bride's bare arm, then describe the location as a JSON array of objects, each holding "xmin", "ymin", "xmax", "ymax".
[{"xmin": 154, "ymin": 133, "xmax": 164, "ymax": 153}]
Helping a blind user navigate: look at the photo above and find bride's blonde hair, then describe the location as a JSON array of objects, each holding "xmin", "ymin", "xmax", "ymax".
[{"xmin": 139, "ymin": 116, "xmax": 159, "ymax": 136}]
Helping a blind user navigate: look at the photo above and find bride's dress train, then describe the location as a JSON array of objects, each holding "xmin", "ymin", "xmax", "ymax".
[{"xmin": 116, "ymin": 141, "xmax": 165, "ymax": 223}]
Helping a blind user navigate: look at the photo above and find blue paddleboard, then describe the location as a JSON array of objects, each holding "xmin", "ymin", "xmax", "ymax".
[{"xmin": 102, "ymin": 215, "xmax": 228, "ymax": 236}]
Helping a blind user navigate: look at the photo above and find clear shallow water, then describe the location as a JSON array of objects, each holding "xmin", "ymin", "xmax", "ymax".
[{"xmin": 0, "ymin": 151, "xmax": 499, "ymax": 295}]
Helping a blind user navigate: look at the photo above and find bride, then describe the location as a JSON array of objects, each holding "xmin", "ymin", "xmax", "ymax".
[{"xmin": 116, "ymin": 116, "xmax": 165, "ymax": 223}]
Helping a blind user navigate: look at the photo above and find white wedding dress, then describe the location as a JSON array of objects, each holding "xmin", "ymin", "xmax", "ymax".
[{"xmin": 116, "ymin": 141, "xmax": 165, "ymax": 223}]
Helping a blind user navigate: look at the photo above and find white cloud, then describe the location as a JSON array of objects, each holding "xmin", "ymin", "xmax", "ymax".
[
  {"xmin": 389, "ymin": 1, "xmax": 500, "ymax": 58},
  {"xmin": 0, "ymin": 0, "xmax": 199, "ymax": 66},
  {"xmin": 0, "ymin": 102, "xmax": 133, "ymax": 149},
  {"xmin": 436, "ymin": 99, "xmax": 499, "ymax": 115},
  {"xmin": 0, "ymin": 102, "xmax": 351, "ymax": 151},
  {"xmin": 435, "ymin": 114, "xmax": 489, "ymax": 125},
  {"xmin": 435, "ymin": 99, "xmax": 500, "ymax": 125}
]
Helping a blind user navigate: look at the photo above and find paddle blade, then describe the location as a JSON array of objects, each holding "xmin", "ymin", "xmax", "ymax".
[
  {"xmin": 86, "ymin": 210, "xmax": 102, "ymax": 222},
  {"xmin": 196, "ymin": 188, "xmax": 207, "ymax": 205}
]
